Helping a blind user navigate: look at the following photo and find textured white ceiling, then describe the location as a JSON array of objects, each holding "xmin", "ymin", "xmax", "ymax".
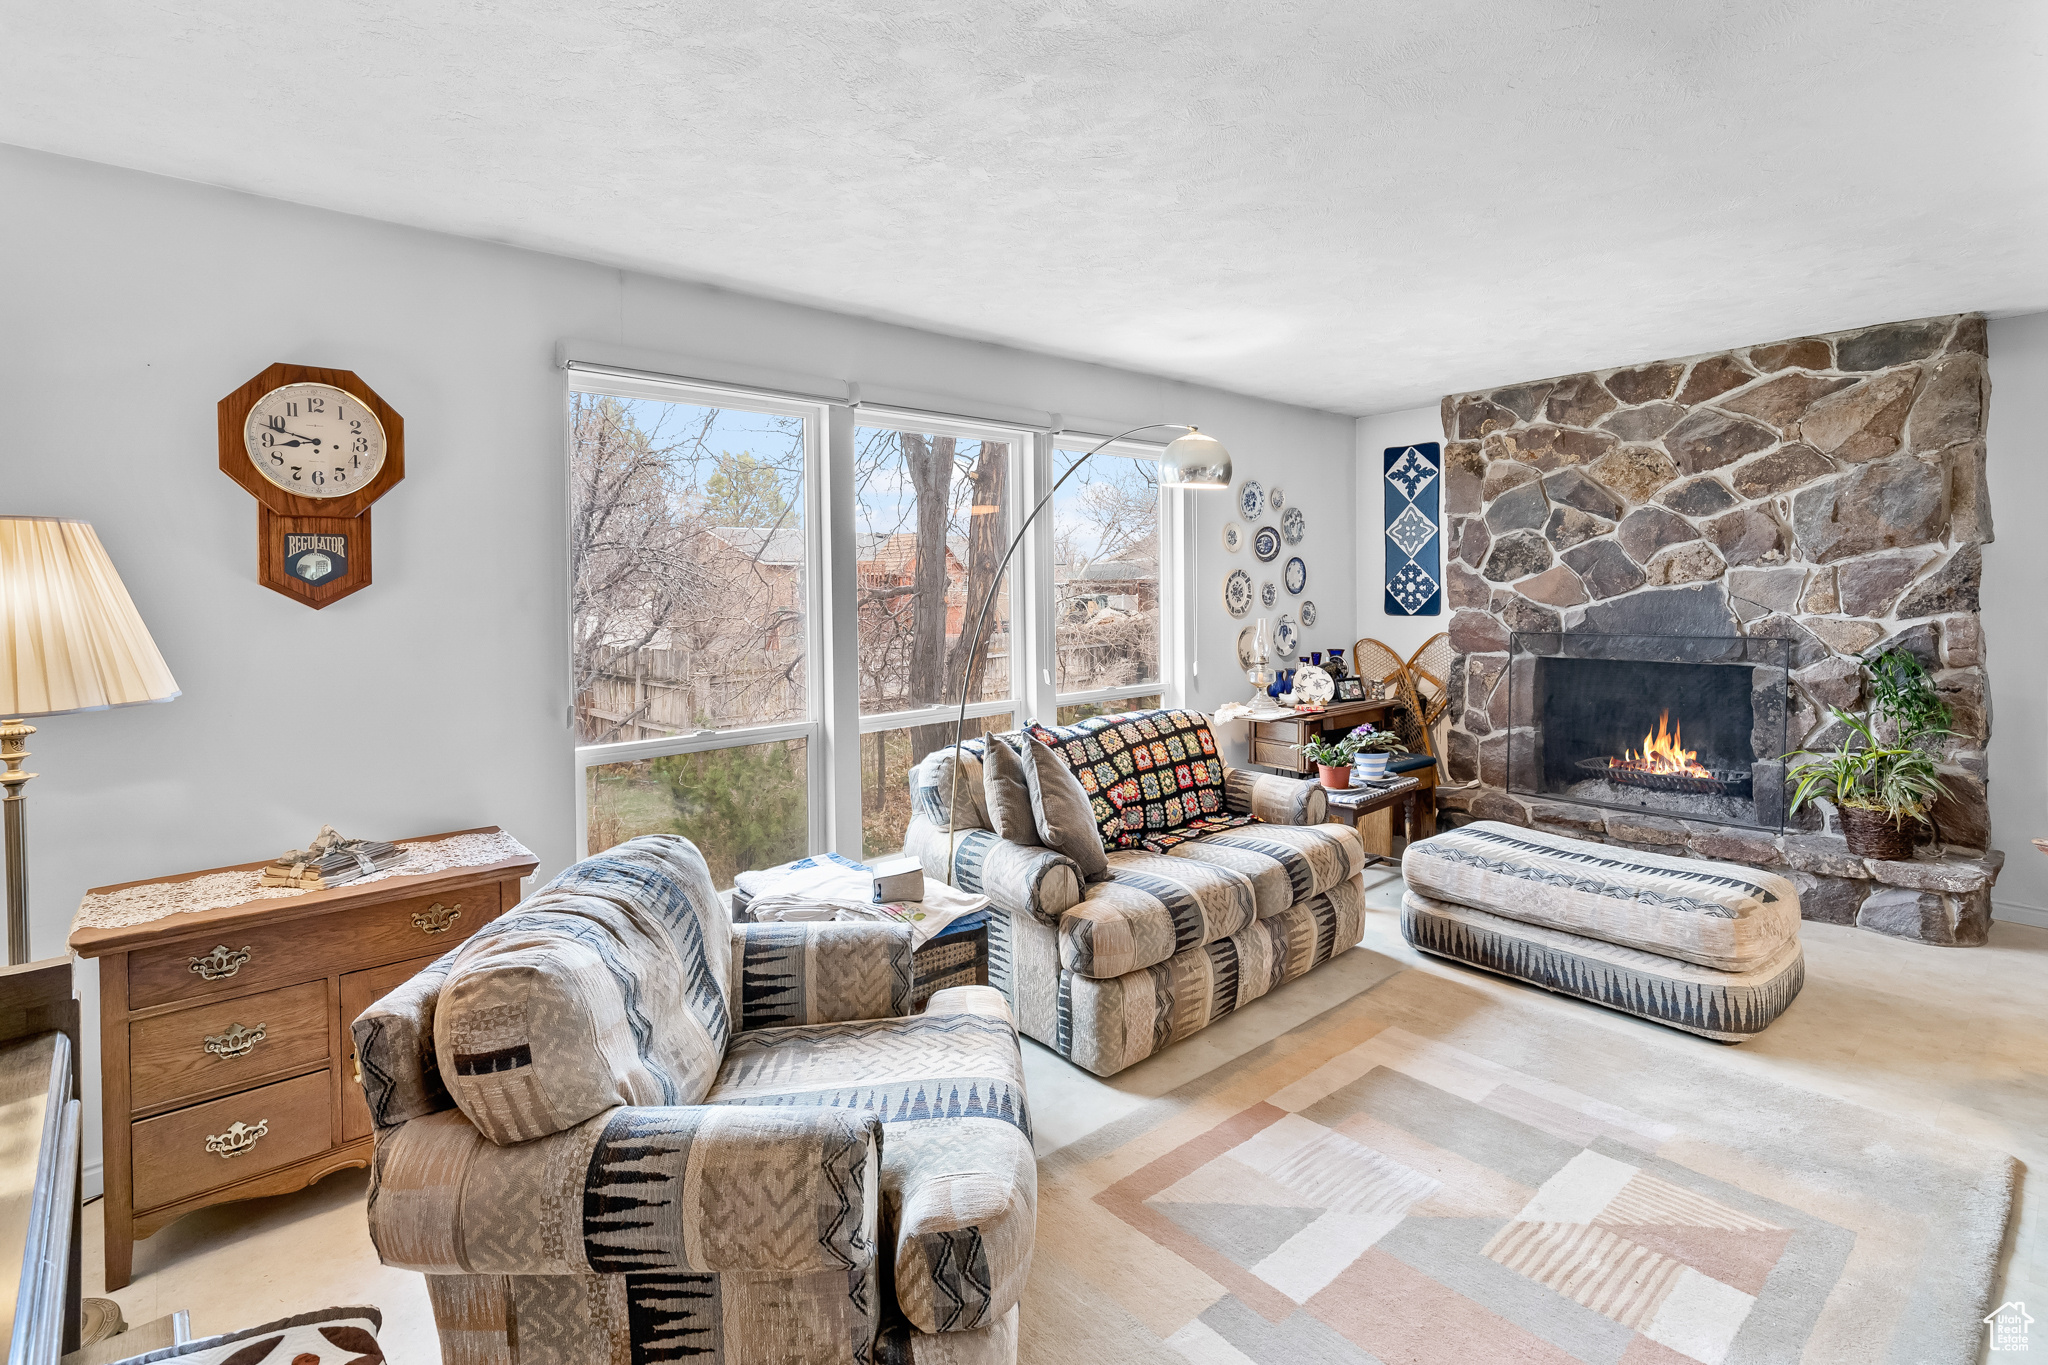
[{"xmin": 3, "ymin": 2, "xmax": 2044, "ymax": 414}]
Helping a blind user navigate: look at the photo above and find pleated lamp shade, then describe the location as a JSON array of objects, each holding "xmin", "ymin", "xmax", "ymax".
[{"xmin": 0, "ymin": 517, "xmax": 179, "ymax": 718}]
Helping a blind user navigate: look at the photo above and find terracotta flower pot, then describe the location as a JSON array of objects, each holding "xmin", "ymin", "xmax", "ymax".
[
  {"xmin": 1839, "ymin": 804, "xmax": 1918, "ymax": 861},
  {"xmin": 1316, "ymin": 764, "xmax": 1352, "ymax": 789}
]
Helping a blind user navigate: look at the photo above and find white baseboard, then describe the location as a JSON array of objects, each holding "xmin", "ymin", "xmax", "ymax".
[
  {"xmin": 84, "ymin": 1158, "xmax": 102, "ymax": 1202},
  {"xmin": 1993, "ymin": 901, "xmax": 2048, "ymax": 930}
]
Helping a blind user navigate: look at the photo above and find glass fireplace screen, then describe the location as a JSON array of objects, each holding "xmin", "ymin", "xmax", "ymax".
[{"xmin": 1505, "ymin": 632, "xmax": 1792, "ymax": 832}]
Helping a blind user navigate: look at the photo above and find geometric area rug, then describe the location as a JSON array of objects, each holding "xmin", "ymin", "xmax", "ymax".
[{"xmin": 1024, "ymin": 966, "xmax": 2016, "ymax": 1365}]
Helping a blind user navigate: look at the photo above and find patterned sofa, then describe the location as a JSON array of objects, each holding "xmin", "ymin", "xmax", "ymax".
[
  {"xmin": 901, "ymin": 709, "xmax": 1368, "ymax": 1077},
  {"xmin": 351, "ymin": 836, "xmax": 1033, "ymax": 1365}
]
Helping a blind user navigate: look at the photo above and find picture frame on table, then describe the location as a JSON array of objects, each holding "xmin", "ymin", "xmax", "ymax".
[{"xmin": 1334, "ymin": 677, "xmax": 1366, "ymax": 701}]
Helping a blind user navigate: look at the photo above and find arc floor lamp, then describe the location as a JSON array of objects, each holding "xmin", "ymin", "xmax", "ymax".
[
  {"xmin": 945, "ymin": 426, "xmax": 1232, "ymax": 880},
  {"xmin": 0, "ymin": 517, "xmax": 180, "ymax": 962}
]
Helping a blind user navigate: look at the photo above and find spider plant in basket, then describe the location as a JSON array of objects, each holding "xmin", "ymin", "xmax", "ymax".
[{"xmin": 1785, "ymin": 649, "xmax": 1953, "ymax": 860}]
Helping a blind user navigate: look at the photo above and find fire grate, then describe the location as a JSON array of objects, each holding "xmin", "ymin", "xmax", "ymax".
[{"xmin": 1574, "ymin": 757, "xmax": 1752, "ymax": 797}]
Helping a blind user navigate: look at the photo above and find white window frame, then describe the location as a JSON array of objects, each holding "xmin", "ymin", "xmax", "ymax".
[
  {"xmin": 1043, "ymin": 433, "xmax": 1186, "ymax": 723},
  {"xmin": 569, "ymin": 371, "xmax": 829, "ymax": 862},
  {"xmin": 563, "ymin": 365, "xmax": 1196, "ymax": 867}
]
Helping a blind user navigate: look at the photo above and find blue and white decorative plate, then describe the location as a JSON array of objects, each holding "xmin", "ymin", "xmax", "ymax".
[
  {"xmin": 1275, "ymin": 615, "xmax": 1299, "ymax": 655},
  {"xmin": 1300, "ymin": 599, "xmax": 1317, "ymax": 628},
  {"xmin": 1282, "ymin": 505, "xmax": 1306, "ymax": 545},
  {"xmin": 1270, "ymin": 486, "xmax": 1286, "ymax": 511},
  {"xmin": 1238, "ymin": 480, "xmax": 1266, "ymax": 522},
  {"xmin": 1224, "ymin": 568, "xmax": 1254, "ymax": 618},
  {"xmin": 1261, "ymin": 580, "xmax": 1277, "ymax": 607},
  {"xmin": 1253, "ymin": 526, "xmax": 1282, "ymax": 562},
  {"xmin": 1284, "ymin": 556, "xmax": 1307, "ymax": 594},
  {"xmin": 1222, "ymin": 521, "xmax": 1245, "ymax": 553}
]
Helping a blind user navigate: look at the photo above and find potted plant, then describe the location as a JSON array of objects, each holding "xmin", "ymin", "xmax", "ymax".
[
  {"xmin": 1346, "ymin": 723, "xmax": 1409, "ymax": 781},
  {"xmin": 1300, "ymin": 732, "xmax": 1359, "ymax": 789},
  {"xmin": 1785, "ymin": 649, "xmax": 1952, "ymax": 860}
]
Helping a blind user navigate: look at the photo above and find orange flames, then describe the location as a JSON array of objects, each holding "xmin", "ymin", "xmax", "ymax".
[{"xmin": 1614, "ymin": 711, "xmax": 1710, "ymax": 777}]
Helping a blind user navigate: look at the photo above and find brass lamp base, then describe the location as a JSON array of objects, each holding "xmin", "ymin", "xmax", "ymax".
[{"xmin": 2, "ymin": 718, "xmax": 35, "ymax": 965}]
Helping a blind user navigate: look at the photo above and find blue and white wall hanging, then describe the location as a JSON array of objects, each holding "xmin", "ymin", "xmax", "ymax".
[{"xmin": 1383, "ymin": 442, "xmax": 1442, "ymax": 616}]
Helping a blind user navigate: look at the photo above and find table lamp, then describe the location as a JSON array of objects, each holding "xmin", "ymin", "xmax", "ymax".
[{"xmin": 0, "ymin": 518, "xmax": 180, "ymax": 963}]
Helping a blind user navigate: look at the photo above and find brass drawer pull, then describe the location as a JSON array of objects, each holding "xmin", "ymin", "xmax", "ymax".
[
  {"xmin": 205, "ymin": 1119, "xmax": 269, "ymax": 1159},
  {"xmin": 203, "ymin": 1022, "xmax": 266, "ymax": 1059},
  {"xmin": 412, "ymin": 902, "xmax": 461, "ymax": 934},
  {"xmin": 189, "ymin": 945, "xmax": 253, "ymax": 981}
]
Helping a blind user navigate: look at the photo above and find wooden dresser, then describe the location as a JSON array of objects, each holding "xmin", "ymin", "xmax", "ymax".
[{"xmin": 67, "ymin": 827, "xmax": 535, "ymax": 1290}]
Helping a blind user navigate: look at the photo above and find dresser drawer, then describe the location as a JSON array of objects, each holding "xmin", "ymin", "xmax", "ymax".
[
  {"xmin": 128, "ymin": 886, "xmax": 495, "ymax": 1009},
  {"xmin": 1251, "ymin": 736, "xmax": 1308, "ymax": 772},
  {"xmin": 1256, "ymin": 718, "xmax": 1310, "ymax": 744},
  {"xmin": 129, "ymin": 980, "xmax": 331, "ymax": 1114},
  {"xmin": 131, "ymin": 1070, "xmax": 333, "ymax": 1211}
]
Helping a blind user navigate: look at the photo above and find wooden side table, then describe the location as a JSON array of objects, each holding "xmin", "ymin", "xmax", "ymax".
[
  {"xmin": 1246, "ymin": 700, "xmax": 1437, "ymax": 839},
  {"xmin": 67, "ymin": 827, "xmax": 535, "ymax": 1290},
  {"xmin": 1323, "ymin": 777, "xmax": 1422, "ymax": 866}
]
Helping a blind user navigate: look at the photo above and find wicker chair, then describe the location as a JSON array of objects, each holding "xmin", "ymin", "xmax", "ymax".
[{"xmin": 1353, "ymin": 637, "xmax": 1440, "ymax": 838}]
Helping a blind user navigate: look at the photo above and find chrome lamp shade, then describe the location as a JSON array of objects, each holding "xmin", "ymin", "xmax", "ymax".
[{"xmin": 1160, "ymin": 428, "xmax": 1233, "ymax": 489}]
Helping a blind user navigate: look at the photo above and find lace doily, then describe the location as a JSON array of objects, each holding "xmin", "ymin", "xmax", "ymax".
[{"xmin": 73, "ymin": 830, "xmax": 536, "ymax": 932}]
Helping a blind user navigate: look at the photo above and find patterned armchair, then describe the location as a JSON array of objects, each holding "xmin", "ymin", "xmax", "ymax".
[
  {"xmin": 352, "ymin": 837, "xmax": 1033, "ymax": 1365},
  {"xmin": 901, "ymin": 708, "xmax": 1368, "ymax": 1077}
]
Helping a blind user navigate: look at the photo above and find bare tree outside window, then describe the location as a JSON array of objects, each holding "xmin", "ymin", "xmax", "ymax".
[
  {"xmin": 571, "ymin": 391, "xmax": 810, "ymax": 878},
  {"xmin": 1053, "ymin": 448, "xmax": 1161, "ymax": 696},
  {"xmin": 854, "ymin": 425, "xmax": 1012, "ymax": 850}
]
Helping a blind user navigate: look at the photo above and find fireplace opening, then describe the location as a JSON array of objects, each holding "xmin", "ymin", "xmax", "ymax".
[{"xmin": 1507, "ymin": 634, "xmax": 1790, "ymax": 832}]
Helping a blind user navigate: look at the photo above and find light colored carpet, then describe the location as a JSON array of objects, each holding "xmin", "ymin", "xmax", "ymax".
[{"xmin": 1025, "ymin": 960, "xmax": 2016, "ymax": 1365}]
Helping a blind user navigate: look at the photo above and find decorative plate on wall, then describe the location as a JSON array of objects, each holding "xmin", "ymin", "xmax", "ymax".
[
  {"xmin": 1222, "ymin": 521, "xmax": 1245, "ymax": 553},
  {"xmin": 1275, "ymin": 615, "xmax": 1299, "ymax": 655},
  {"xmin": 1270, "ymin": 486, "xmax": 1286, "ymax": 511},
  {"xmin": 1224, "ymin": 568, "xmax": 1254, "ymax": 618},
  {"xmin": 1236, "ymin": 623, "xmax": 1262, "ymax": 670},
  {"xmin": 1282, "ymin": 505, "xmax": 1306, "ymax": 545},
  {"xmin": 1261, "ymin": 580, "xmax": 1277, "ymax": 608},
  {"xmin": 1253, "ymin": 526, "xmax": 1282, "ymax": 562},
  {"xmin": 1285, "ymin": 556, "xmax": 1307, "ymax": 594},
  {"xmin": 1238, "ymin": 480, "xmax": 1266, "ymax": 522},
  {"xmin": 1300, "ymin": 599, "xmax": 1317, "ymax": 628}
]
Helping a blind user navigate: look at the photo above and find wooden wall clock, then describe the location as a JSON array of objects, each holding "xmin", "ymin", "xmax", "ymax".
[{"xmin": 218, "ymin": 363, "xmax": 404, "ymax": 608}]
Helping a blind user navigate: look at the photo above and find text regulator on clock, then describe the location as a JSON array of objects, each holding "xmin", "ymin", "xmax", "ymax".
[{"xmin": 243, "ymin": 382, "xmax": 388, "ymax": 497}]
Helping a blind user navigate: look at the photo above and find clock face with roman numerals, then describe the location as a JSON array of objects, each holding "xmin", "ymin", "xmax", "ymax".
[{"xmin": 242, "ymin": 382, "xmax": 388, "ymax": 499}]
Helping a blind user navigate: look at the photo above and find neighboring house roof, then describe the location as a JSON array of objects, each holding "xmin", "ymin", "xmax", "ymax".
[
  {"xmin": 709, "ymin": 526, "xmax": 804, "ymax": 564},
  {"xmin": 1073, "ymin": 560, "xmax": 1156, "ymax": 583}
]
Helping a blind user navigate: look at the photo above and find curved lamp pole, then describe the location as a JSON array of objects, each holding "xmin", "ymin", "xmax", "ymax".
[{"xmin": 945, "ymin": 425, "xmax": 1233, "ymax": 884}]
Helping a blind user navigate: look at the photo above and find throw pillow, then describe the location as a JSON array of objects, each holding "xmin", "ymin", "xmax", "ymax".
[
  {"xmin": 434, "ymin": 836, "xmax": 731, "ymax": 1145},
  {"xmin": 980, "ymin": 733, "xmax": 1043, "ymax": 846},
  {"xmin": 1021, "ymin": 734, "xmax": 1110, "ymax": 881},
  {"xmin": 109, "ymin": 1306, "xmax": 383, "ymax": 1364}
]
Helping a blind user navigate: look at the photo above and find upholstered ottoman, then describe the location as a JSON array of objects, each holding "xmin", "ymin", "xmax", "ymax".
[{"xmin": 1399, "ymin": 821, "xmax": 1804, "ymax": 1040}]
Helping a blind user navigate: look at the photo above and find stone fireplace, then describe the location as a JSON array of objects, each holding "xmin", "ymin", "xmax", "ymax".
[{"xmin": 1434, "ymin": 313, "xmax": 2002, "ymax": 945}]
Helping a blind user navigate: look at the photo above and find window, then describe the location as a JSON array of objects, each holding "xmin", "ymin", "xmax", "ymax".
[
  {"xmin": 1052, "ymin": 441, "xmax": 1165, "ymax": 717},
  {"xmin": 567, "ymin": 368, "xmax": 1187, "ymax": 881},
  {"xmin": 570, "ymin": 377, "xmax": 819, "ymax": 883},
  {"xmin": 853, "ymin": 418, "xmax": 1018, "ymax": 854}
]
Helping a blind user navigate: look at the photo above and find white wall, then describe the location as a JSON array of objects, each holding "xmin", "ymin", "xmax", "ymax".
[
  {"xmin": 1353, "ymin": 405, "xmax": 1449, "ymax": 661},
  {"xmin": 0, "ymin": 144, "xmax": 1354, "ymax": 1191},
  {"xmin": 1984, "ymin": 312, "xmax": 2048, "ymax": 928}
]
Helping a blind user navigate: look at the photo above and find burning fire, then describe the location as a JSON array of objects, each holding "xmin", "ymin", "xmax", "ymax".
[{"xmin": 1614, "ymin": 711, "xmax": 1711, "ymax": 778}]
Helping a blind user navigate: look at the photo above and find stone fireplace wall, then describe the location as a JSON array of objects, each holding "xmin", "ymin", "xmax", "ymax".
[{"xmin": 1435, "ymin": 313, "xmax": 1998, "ymax": 942}]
